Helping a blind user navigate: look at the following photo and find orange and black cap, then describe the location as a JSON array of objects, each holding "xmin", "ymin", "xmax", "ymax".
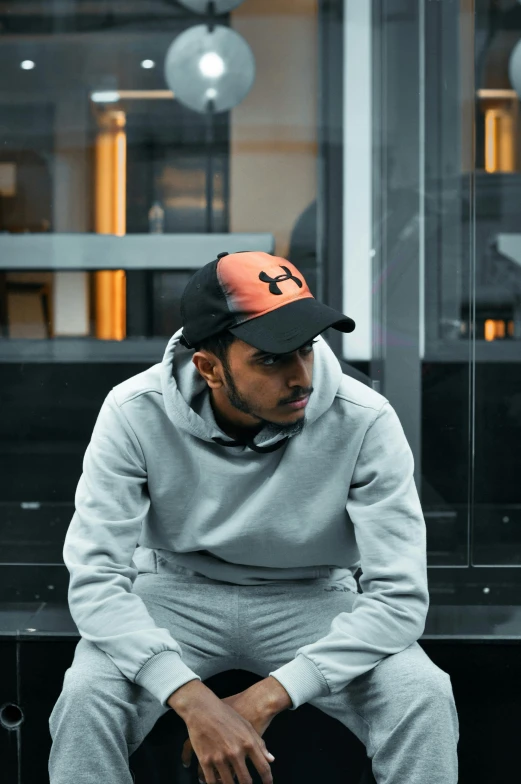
[{"xmin": 179, "ymin": 250, "xmax": 355, "ymax": 355}]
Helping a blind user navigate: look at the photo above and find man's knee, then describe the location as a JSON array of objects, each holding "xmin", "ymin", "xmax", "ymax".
[
  {"xmin": 398, "ymin": 647, "xmax": 457, "ymax": 729},
  {"xmin": 376, "ymin": 644, "xmax": 455, "ymax": 706},
  {"xmin": 49, "ymin": 668, "xmax": 95, "ymax": 733},
  {"xmin": 423, "ymin": 665, "xmax": 458, "ymax": 731},
  {"xmin": 50, "ymin": 661, "xmax": 123, "ymax": 725},
  {"xmin": 418, "ymin": 664, "xmax": 455, "ymax": 709}
]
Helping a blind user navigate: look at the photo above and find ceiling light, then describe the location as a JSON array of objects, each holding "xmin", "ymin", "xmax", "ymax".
[
  {"xmin": 141, "ymin": 59, "xmax": 155, "ymax": 69},
  {"xmin": 164, "ymin": 25, "xmax": 255, "ymax": 114},
  {"xmin": 198, "ymin": 52, "xmax": 225, "ymax": 79},
  {"xmin": 20, "ymin": 60, "xmax": 35, "ymax": 70},
  {"xmin": 90, "ymin": 91, "xmax": 121, "ymax": 103}
]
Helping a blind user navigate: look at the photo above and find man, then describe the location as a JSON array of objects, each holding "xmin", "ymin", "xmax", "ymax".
[{"xmin": 48, "ymin": 251, "xmax": 459, "ymax": 784}]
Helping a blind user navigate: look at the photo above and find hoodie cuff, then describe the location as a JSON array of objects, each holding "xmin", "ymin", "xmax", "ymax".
[
  {"xmin": 135, "ymin": 650, "xmax": 202, "ymax": 707},
  {"xmin": 268, "ymin": 654, "xmax": 330, "ymax": 710}
]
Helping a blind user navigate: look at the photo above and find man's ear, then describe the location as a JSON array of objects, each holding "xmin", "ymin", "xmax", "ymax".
[{"xmin": 192, "ymin": 352, "xmax": 222, "ymax": 389}]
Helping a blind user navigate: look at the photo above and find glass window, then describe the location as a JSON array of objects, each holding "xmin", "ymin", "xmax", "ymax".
[
  {"xmin": 0, "ymin": 0, "xmax": 319, "ymax": 574},
  {"xmin": 345, "ymin": 0, "xmax": 521, "ymax": 593},
  {"xmin": 0, "ymin": 0, "xmax": 318, "ymax": 348},
  {"xmin": 3, "ymin": 0, "xmax": 519, "ymax": 612}
]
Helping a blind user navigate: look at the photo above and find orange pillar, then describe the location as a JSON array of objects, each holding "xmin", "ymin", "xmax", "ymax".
[
  {"xmin": 482, "ymin": 101, "xmax": 516, "ymax": 173},
  {"xmin": 94, "ymin": 109, "xmax": 127, "ymax": 340}
]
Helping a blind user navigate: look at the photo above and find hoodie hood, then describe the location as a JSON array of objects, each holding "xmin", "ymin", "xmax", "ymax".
[{"xmin": 160, "ymin": 327, "xmax": 344, "ymax": 452}]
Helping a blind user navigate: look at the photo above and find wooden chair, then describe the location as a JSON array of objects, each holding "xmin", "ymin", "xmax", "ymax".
[{"xmin": 0, "ymin": 274, "xmax": 51, "ymax": 338}]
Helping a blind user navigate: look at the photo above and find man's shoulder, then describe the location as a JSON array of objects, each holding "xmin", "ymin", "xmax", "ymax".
[
  {"xmin": 335, "ymin": 372, "xmax": 389, "ymax": 417},
  {"xmin": 111, "ymin": 363, "xmax": 163, "ymax": 408}
]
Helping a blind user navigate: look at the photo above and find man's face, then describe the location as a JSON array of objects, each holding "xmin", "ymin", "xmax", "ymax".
[{"xmin": 192, "ymin": 336, "xmax": 316, "ymax": 438}]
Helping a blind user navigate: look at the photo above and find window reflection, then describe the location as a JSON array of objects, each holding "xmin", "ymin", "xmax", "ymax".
[{"xmin": 0, "ymin": 0, "xmax": 317, "ymax": 345}]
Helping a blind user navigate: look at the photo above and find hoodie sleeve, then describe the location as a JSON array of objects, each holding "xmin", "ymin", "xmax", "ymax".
[
  {"xmin": 268, "ymin": 400, "xmax": 429, "ymax": 710},
  {"xmin": 63, "ymin": 389, "xmax": 201, "ymax": 707}
]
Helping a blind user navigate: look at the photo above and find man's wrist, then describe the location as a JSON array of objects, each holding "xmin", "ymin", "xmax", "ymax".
[
  {"xmin": 258, "ymin": 676, "xmax": 293, "ymax": 715},
  {"xmin": 167, "ymin": 678, "xmax": 211, "ymax": 717}
]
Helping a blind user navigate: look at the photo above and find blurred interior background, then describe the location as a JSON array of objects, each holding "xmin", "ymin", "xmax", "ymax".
[{"xmin": 1, "ymin": 1, "xmax": 521, "ymax": 782}]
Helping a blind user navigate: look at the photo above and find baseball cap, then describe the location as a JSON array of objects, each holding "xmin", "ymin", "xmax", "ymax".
[{"xmin": 179, "ymin": 250, "xmax": 356, "ymax": 355}]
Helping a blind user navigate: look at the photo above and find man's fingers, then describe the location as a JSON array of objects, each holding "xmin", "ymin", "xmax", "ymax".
[
  {"xmin": 197, "ymin": 764, "xmax": 235, "ymax": 784},
  {"xmin": 250, "ymin": 743, "xmax": 274, "ymax": 784},
  {"xmin": 181, "ymin": 737, "xmax": 193, "ymax": 768},
  {"xmin": 205, "ymin": 751, "xmax": 265, "ymax": 784},
  {"xmin": 226, "ymin": 756, "xmax": 250, "ymax": 783},
  {"xmin": 197, "ymin": 758, "xmax": 224, "ymax": 783},
  {"xmin": 255, "ymin": 736, "xmax": 275, "ymax": 763},
  {"xmin": 198, "ymin": 761, "xmax": 234, "ymax": 784},
  {"xmin": 198, "ymin": 761, "xmax": 230, "ymax": 784},
  {"xmin": 214, "ymin": 760, "xmax": 236, "ymax": 784}
]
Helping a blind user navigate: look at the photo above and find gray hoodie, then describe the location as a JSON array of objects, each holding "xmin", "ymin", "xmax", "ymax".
[{"xmin": 63, "ymin": 328, "xmax": 429, "ymax": 711}]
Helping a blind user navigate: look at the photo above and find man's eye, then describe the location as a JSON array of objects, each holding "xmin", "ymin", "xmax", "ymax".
[{"xmin": 261, "ymin": 339, "xmax": 317, "ymax": 366}]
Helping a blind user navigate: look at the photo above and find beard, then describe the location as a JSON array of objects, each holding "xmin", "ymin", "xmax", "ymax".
[{"xmin": 221, "ymin": 360, "xmax": 307, "ymax": 437}]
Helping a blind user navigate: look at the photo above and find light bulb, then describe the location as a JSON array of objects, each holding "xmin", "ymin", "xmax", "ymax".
[
  {"xmin": 90, "ymin": 91, "xmax": 121, "ymax": 103},
  {"xmin": 199, "ymin": 52, "xmax": 225, "ymax": 78},
  {"xmin": 141, "ymin": 59, "xmax": 155, "ymax": 69},
  {"xmin": 20, "ymin": 60, "xmax": 35, "ymax": 70}
]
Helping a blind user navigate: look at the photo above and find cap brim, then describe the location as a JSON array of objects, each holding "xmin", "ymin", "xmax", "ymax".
[{"xmin": 228, "ymin": 297, "xmax": 356, "ymax": 354}]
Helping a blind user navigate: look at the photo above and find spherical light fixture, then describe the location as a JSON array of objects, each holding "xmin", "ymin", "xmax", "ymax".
[
  {"xmin": 20, "ymin": 60, "xmax": 35, "ymax": 70},
  {"xmin": 141, "ymin": 59, "xmax": 155, "ymax": 69},
  {"xmin": 164, "ymin": 24, "xmax": 255, "ymax": 114},
  {"xmin": 198, "ymin": 52, "xmax": 225, "ymax": 79},
  {"xmin": 164, "ymin": 14, "xmax": 255, "ymax": 233},
  {"xmin": 509, "ymin": 41, "xmax": 521, "ymax": 98}
]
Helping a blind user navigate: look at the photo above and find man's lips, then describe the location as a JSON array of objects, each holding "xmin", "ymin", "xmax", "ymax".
[{"xmin": 284, "ymin": 394, "xmax": 310, "ymax": 407}]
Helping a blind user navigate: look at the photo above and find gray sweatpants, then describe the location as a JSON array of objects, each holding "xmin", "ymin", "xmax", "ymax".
[{"xmin": 48, "ymin": 558, "xmax": 459, "ymax": 783}]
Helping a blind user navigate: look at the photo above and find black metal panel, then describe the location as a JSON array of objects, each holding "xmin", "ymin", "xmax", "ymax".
[
  {"xmin": 18, "ymin": 640, "xmax": 77, "ymax": 783},
  {"xmin": 0, "ymin": 641, "xmax": 18, "ymax": 784},
  {"xmin": 126, "ymin": 271, "xmax": 154, "ymax": 338},
  {"xmin": 317, "ymin": 0, "xmax": 345, "ymax": 359},
  {"xmin": 421, "ymin": 640, "xmax": 521, "ymax": 784},
  {"xmin": 1, "ymin": 634, "xmax": 520, "ymax": 783},
  {"xmin": 370, "ymin": 0, "xmax": 423, "ymax": 489},
  {"xmin": 0, "ymin": 361, "xmax": 151, "ymax": 503},
  {"xmin": 424, "ymin": 0, "xmax": 465, "ymax": 347}
]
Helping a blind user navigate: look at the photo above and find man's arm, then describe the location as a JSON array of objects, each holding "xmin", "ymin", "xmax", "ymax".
[
  {"xmin": 64, "ymin": 389, "xmax": 202, "ymax": 706},
  {"xmin": 266, "ymin": 401, "xmax": 430, "ymax": 710},
  {"xmin": 169, "ymin": 675, "xmax": 292, "ymax": 718}
]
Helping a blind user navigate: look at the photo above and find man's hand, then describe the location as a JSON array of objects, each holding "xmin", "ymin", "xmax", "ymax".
[
  {"xmin": 169, "ymin": 678, "xmax": 279, "ymax": 784},
  {"xmin": 181, "ymin": 677, "xmax": 292, "ymax": 783}
]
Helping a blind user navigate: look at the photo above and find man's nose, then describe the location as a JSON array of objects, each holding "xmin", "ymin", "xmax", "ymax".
[{"xmin": 286, "ymin": 354, "xmax": 313, "ymax": 390}]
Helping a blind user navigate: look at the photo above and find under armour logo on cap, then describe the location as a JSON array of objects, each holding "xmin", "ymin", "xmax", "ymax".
[
  {"xmin": 258, "ymin": 267, "xmax": 303, "ymax": 296},
  {"xmin": 179, "ymin": 249, "xmax": 355, "ymax": 354}
]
